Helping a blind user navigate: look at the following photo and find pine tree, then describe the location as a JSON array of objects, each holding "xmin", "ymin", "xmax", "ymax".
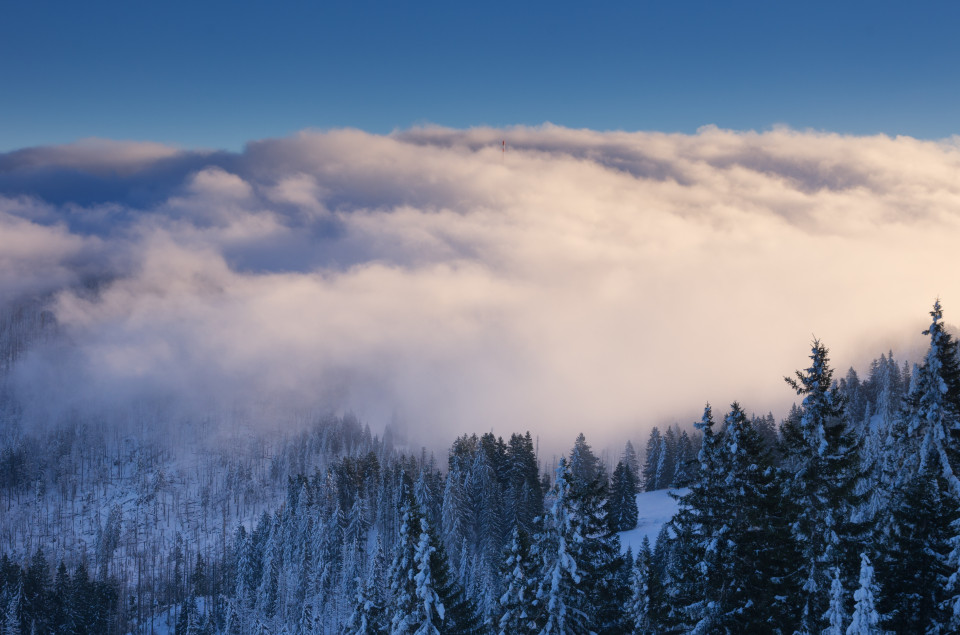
[
  {"xmin": 534, "ymin": 457, "xmax": 588, "ymax": 634},
  {"xmin": 412, "ymin": 516, "xmax": 444, "ymax": 635},
  {"xmin": 824, "ymin": 566, "xmax": 847, "ymax": 635},
  {"xmin": 646, "ymin": 525, "xmax": 673, "ymax": 631},
  {"xmin": 389, "ymin": 496, "xmax": 482, "ymax": 635},
  {"xmin": 576, "ymin": 471, "xmax": 630, "ymax": 634},
  {"xmin": 642, "ymin": 428, "xmax": 663, "ymax": 492},
  {"xmin": 672, "ymin": 430, "xmax": 694, "ymax": 488},
  {"xmin": 903, "ymin": 301, "xmax": 960, "ymax": 630},
  {"xmin": 622, "ymin": 440, "xmax": 641, "ymax": 493},
  {"xmin": 717, "ymin": 403, "xmax": 796, "ymax": 632},
  {"xmin": 4, "ymin": 580, "xmax": 22, "ymax": 635},
  {"xmin": 668, "ymin": 405, "xmax": 724, "ymax": 632},
  {"xmin": 50, "ymin": 561, "xmax": 70, "ymax": 633},
  {"xmin": 346, "ymin": 533, "xmax": 389, "ymax": 635},
  {"xmin": 783, "ymin": 340, "xmax": 866, "ymax": 633},
  {"xmin": 628, "ymin": 542, "xmax": 653, "ymax": 635},
  {"xmin": 568, "ymin": 433, "xmax": 600, "ymax": 489},
  {"xmin": 497, "ymin": 527, "xmax": 538, "ymax": 635},
  {"xmin": 877, "ymin": 461, "xmax": 956, "ymax": 632},
  {"xmin": 506, "ymin": 432, "xmax": 544, "ymax": 535},
  {"xmin": 846, "ymin": 553, "xmax": 879, "ymax": 635},
  {"xmin": 608, "ymin": 461, "xmax": 638, "ymax": 532}
]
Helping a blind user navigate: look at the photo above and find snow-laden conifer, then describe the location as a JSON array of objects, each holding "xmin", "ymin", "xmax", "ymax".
[
  {"xmin": 535, "ymin": 457, "xmax": 587, "ymax": 634},
  {"xmin": 412, "ymin": 517, "xmax": 444, "ymax": 635},
  {"xmin": 4, "ymin": 580, "xmax": 22, "ymax": 635},
  {"xmin": 846, "ymin": 553, "xmax": 879, "ymax": 634},
  {"xmin": 628, "ymin": 541, "xmax": 652, "ymax": 634},
  {"xmin": 608, "ymin": 461, "xmax": 638, "ymax": 532},
  {"xmin": 823, "ymin": 566, "xmax": 846, "ymax": 635},
  {"xmin": 784, "ymin": 340, "xmax": 865, "ymax": 632},
  {"xmin": 497, "ymin": 527, "xmax": 538, "ymax": 635}
]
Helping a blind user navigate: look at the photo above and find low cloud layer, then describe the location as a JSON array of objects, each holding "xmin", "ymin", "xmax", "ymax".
[{"xmin": 2, "ymin": 126, "xmax": 958, "ymax": 452}]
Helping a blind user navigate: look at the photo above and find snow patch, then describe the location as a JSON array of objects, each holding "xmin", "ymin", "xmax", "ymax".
[{"xmin": 617, "ymin": 488, "xmax": 687, "ymax": 553}]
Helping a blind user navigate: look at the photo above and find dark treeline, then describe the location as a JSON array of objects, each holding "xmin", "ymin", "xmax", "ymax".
[{"xmin": 2, "ymin": 301, "xmax": 960, "ymax": 633}]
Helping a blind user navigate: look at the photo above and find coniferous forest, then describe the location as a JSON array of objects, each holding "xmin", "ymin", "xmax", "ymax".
[{"xmin": 2, "ymin": 301, "xmax": 960, "ymax": 634}]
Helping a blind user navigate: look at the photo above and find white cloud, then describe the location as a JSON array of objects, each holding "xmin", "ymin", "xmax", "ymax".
[{"xmin": 3, "ymin": 125, "xmax": 959, "ymax": 453}]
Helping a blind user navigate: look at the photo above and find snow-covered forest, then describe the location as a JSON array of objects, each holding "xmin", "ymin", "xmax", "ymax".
[{"xmin": 1, "ymin": 299, "xmax": 959, "ymax": 633}]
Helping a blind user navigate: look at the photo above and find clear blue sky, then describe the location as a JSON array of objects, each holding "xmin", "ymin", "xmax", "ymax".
[{"xmin": 2, "ymin": 0, "xmax": 958, "ymax": 151}]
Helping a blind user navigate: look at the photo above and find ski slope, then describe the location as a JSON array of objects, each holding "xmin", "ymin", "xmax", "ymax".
[{"xmin": 618, "ymin": 488, "xmax": 687, "ymax": 554}]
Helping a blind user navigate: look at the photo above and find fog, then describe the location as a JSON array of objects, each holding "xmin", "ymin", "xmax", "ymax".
[{"xmin": 1, "ymin": 125, "xmax": 958, "ymax": 455}]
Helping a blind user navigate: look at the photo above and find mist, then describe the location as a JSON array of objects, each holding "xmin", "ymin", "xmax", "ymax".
[{"xmin": 2, "ymin": 125, "xmax": 958, "ymax": 455}]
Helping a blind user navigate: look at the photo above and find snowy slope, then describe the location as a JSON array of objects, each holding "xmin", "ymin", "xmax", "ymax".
[{"xmin": 618, "ymin": 488, "xmax": 687, "ymax": 553}]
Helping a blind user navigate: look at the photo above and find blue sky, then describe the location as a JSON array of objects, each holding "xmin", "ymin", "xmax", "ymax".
[{"xmin": 3, "ymin": 1, "xmax": 958, "ymax": 151}]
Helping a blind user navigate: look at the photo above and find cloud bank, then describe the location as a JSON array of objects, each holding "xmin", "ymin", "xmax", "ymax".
[{"xmin": 2, "ymin": 125, "xmax": 959, "ymax": 452}]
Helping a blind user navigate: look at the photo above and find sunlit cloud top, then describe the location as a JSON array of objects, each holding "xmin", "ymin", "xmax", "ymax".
[{"xmin": 1, "ymin": 126, "xmax": 958, "ymax": 450}]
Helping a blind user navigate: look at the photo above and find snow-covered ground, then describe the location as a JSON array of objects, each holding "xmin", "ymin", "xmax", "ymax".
[{"xmin": 618, "ymin": 488, "xmax": 687, "ymax": 554}]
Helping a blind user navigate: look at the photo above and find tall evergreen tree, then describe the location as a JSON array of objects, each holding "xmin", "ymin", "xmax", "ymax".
[
  {"xmin": 622, "ymin": 441, "xmax": 641, "ymax": 493},
  {"xmin": 877, "ymin": 435, "xmax": 958, "ymax": 631},
  {"xmin": 608, "ymin": 461, "xmax": 638, "ymax": 532},
  {"xmin": 824, "ymin": 566, "xmax": 847, "ymax": 635},
  {"xmin": 642, "ymin": 428, "xmax": 663, "ymax": 492},
  {"xmin": 569, "ymin": 433, "xmax": 601, "ymax": 488},
  {"xmin": 668, "ymin": 405, "xmax": 724, "ymax": 631},
  {"xmin": 846, "ymin": 553, "xmax": 880, "ymax": 635},
  {"xmin": 389, "ymin": 496, "xmax": 483, "ymax": 635},
  {"xmin": 497, "ymin": 527, "xmax": 538, "ymax": 635},
  {"xmin": 628, "ymin": 542, "xmax": 653, "ymax": 635},
  {"xmin": 534, "ymin": 458, "xmax": 588, "ymax": 634},
  {"xmin": 783, "ymin": 340, "xmax": 866, "ymax": 633}
]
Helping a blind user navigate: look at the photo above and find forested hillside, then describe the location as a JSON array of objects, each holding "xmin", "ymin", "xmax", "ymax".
[{"xmin": 1, "ymin": 301, "xmax": 959, "ymax": 633}]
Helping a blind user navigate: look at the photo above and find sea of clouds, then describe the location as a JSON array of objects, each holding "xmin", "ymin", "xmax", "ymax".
[{"xmin": 1, "ymin": 125, "xmax": 958, "ymax": 451}]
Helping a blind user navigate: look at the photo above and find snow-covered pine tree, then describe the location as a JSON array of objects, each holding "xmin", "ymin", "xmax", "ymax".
[
  {"xmin": 608, "ymin": 460, "xmax": 638, "ymax": 532},
  {"xmin": 628, "ymin": 541, "xmax": 653, "ymax": 635},
  {"xmin": 575, "ymin": 465, "xmax": 630, "ymax": 634},
  {"xmin": 346, "ymin": 572, "xmax": 387, "ymax": 635},
  {"xmin": 660, "ymin": 427, "xmax": 677, "ymax": 488},
  {"xmin": 647, "ymin": 525, "xmax": 673, "ymax": 631},
  {"xmin": 623, "ymin": 440, "xmax": 641, "ymax": 493},
  {"xmin": 824, "ymin": 566, "xmax": 847, "ymax": 635},
  {"xmin": 716, "ymin": 402, "xmax": 795, "ymax": 632},
  {"xmin": 783, "ymin": 340, "xmax": 867, "ymax": 633},
  {"xmin": 671, "ymin": 430, "xmax": 694, "ymax": 488},
  {"xmin": 4, "ymin": 580, "xmax": 22, "ymax": 635},
  {"xmin": 497, "ymin": 527, "xmax": 538, "ymax": 635},
  {"xmin": 534, "ymin": 457, "xmax": 588, "ymax": 634},
  {"xmin": 505, "ymin": 432, "xmax": 544, "ymax": 535},
  {"xmin": 846, "ymin": 552, "xmax": 879, "ymax": 635},
  {"xmin": 389, "ymin": 495, "xmax": 482, "ymax": 635},
  {"xmin": 876, "ymin": 451, "xmax": 957, "ymax": 631},
  {"xmin": 668, "ymin": 404, "xmax": 724, "ymax": 632},
  {"xmin": 569, "ymin": 433, "xmax": 601, "ymax": 488},
  {"xmin": 440, "ymin": 463, "xmax": 469, "ymax": 581},
  {"xmin": 254, "ymin": 514, "xmax": 279, "ymax": 624},
  {"xmin": 642, "ymin": 428, "xmax": 663, "ymax": 492},
  {"xmin": 905, "ymin": 301, "xmax": 960, "ymax": 484}
]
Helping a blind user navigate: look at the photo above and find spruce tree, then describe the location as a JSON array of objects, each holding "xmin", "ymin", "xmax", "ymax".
[
  {"xmin": 534, "ymin": 458, "xmax": 588, "ymax": 634},
  {"xmin": 783, "ymin": 340, "xmax": 866, "ymax": 633},
  {"xmin": 628, "ymin": 542, "xmax": 653, "ymax": 635},
  {"xmin": 824, "ymin": 566, "xmax": 847, "ymax": 635},
  {"xmin": 668, "ymin": 405, "xmax": 724, "ymax": 632},
  {"xmin": 906, "ymin": 301, "xmax": 960, "ymax": 629},
  {"xmin": 718, "ymin": 403, "xmax": 797, "ymax": 632},
  {"xmin": 608, "ymin": 461, "xmax": 638, "ymax": 532},
  {"xmin": 622, "ymin": 440, "xmax": 641, "ymax": 493},
  {"xmin": 388, "ymin": 496, "xmax": 482, "ymax": 635},
  {"xmin": 846, "ymin": 553, "xmax": 879, "ymax": 635},
  {"xmin": 642, "ymin": 428, "xmax": 663, "ymax": 492},
  {"xmin": 877, "ymin": 460, "xmax": 956, "ymax": 632},
  {"xmin": 497, "ymin": 527, "xmax": 538, "ymax": 635}
]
